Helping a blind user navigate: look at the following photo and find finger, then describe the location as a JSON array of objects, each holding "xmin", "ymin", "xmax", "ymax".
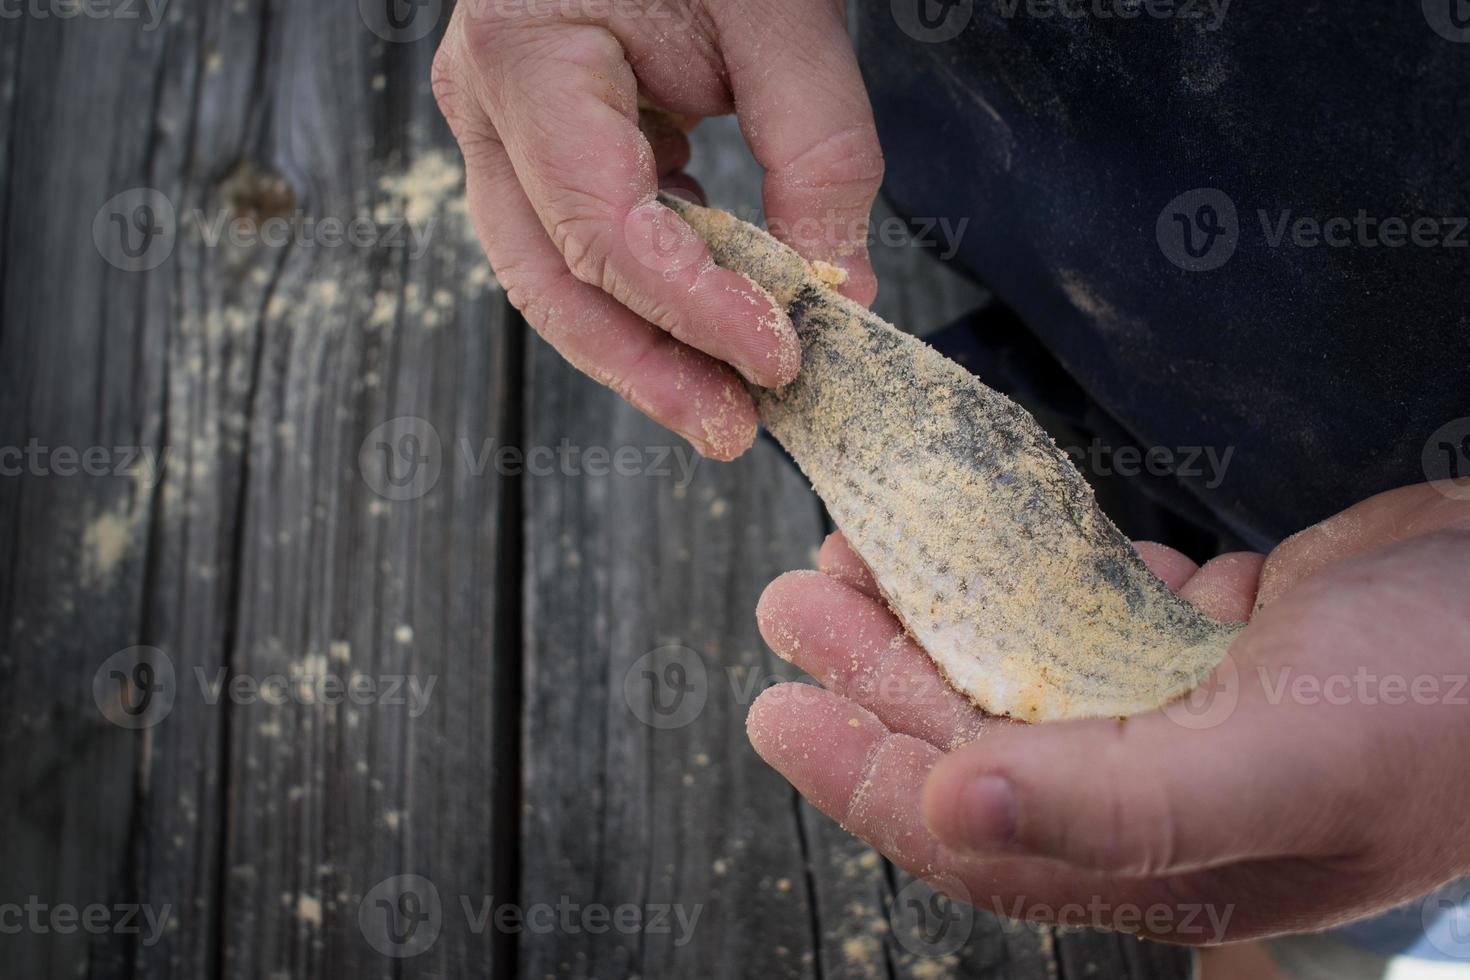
[
  {"xmin": 434, "ymin": 63, "xmax": 758, "ymax": 459},
  {"xmin": 748, "ymin": 683, "xmax": 944, "ymax": 866},
  {"xmin": 714, "ymin": 0, "xmax": 884, "ymax": 305},
  {"xmin": 920, "ymin": 698, "xmax": 1358, "ymax": 878},
  {"xmin": 756, "ymin": 571, "xmax": 993, "ymax": 750},
  {"xmin": 1131, "ymin": 541, "xmax": 1199, "ymax": 593},
  {"xmin": 816, "ymin": 531, "xmax": 880, "ymax": 599},
  {"xmin": 747, "ymin": 685, "xmax": 1203, "ymax": 937},
  {"xmin": 463, "ymin": 20, "xmax": 802, "ymax": 388},
  {"xmin": 1177, "ymin": 552, "xmax": 1264, "ymax": 623},
  {"xmin": 1256, "ymin": 482, "xmax": 1470, "ymax": 610}
]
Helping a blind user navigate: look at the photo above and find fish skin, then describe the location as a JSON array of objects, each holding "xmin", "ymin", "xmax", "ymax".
[{"xmin": 660, "ymin": 194, "xmax": 1240, "ymax": 723}]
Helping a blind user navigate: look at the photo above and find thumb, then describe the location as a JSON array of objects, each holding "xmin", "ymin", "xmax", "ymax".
[{"xmin": 919, "ymin": 701, "xmax": 1356, "ymax": 877}]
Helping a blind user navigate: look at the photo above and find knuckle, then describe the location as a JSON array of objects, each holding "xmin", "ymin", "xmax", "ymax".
[
  {"xmin": 542, "ymin": 25, "xmax": 626, "ymax": 73},
  {"xmin": 781, "ymin": 123, "xmax": 886, "ymax": 196},
  {"xmin": 431, "ymin": 50, "xmax": 502, "ymax": 160},
  {"xmin": 495, "ymin": 258, "xmax": 550, "ymax": 323},
  {"xmin": 430, "ymin": 44, "xmax": 462, "ymax": 115},
  {"xmin": 458, "ymin": 9, "xmax": 517, "ymax": 64},
  {"xmin": 507, "ymin": 283, "xmax": 552, "ymax": 331},
  {"xmin": 549, "ymin": 208, "xmax": 616, "ymax": 289},
  {"xmin": 1069, "ymin": 741, "xmax": 1180, "ymax": 875}
]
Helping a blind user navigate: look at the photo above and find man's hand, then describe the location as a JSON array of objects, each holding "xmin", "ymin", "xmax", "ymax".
[
  {"xmin": 748, "ymin": 484, "xmax": 1470, "ymax": 943},
  {"xmin": 431, "ymin": 0, "xmax": 883, "ymax": 460}
]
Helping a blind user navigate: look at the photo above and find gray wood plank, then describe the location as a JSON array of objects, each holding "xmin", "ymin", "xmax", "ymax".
[
  {"xmin": 1, "ymin": 10, "xmax": 185, "ymax": 980},
  {"xmin": 1, "ymin": 3, "xmax": 516, "ymax": 979},
  {"xmin": 519, "ymin": 364, "xmax": 829, "ymax": 977},
  {"xmin": 173, "ymin": 4, "xmax": 516, "ymax": 978}
]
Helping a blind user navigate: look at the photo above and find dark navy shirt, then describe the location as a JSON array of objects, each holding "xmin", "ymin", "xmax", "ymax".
[{"xmin": 859, "ymin": 0, "xmax": 1470, "ymax": 549}]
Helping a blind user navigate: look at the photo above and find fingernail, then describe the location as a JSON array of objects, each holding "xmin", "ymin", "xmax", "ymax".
[{"xmin": 944, "ymin": 775, "xmax": 1018, "ymax": 852}]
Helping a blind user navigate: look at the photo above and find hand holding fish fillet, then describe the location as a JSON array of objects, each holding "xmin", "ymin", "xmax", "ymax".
[{"xmin": 659, "ymin": 194, "xmax": 1240, "ymax": 723}]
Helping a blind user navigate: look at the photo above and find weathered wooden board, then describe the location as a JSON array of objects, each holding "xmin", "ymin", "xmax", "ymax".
[
  {"xmin": 0, "ymin": 3, "xmax": 513, "ymax": 979},
  {"xmin": 0, "ymin": 4, "xmax": 1192, "ymax": 979},
  {"xmin": 2, "ymin": 10, "xmax": 182, "ymax": 980}
]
